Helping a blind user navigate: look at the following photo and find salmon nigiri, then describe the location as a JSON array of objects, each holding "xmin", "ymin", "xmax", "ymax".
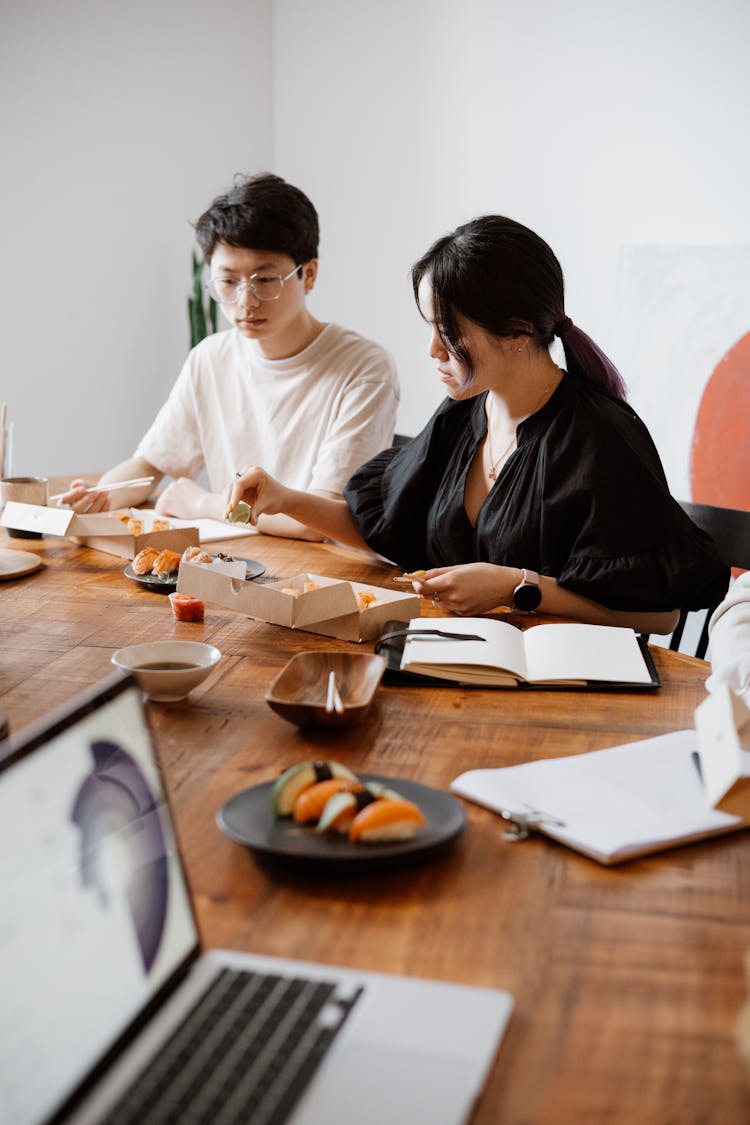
[
  {"xmin": 151, "ymin": 548, "xmax": 182, "ymax": 575},
  {"xmin": 317, "ymin": 782, "xmax": 402, "ymax": 835},
  {"xmin": 131, "ymin": 547, "xmax": 160, "ymax": 575},
  {"xmin": 292, "ymin": 778, "xmax": 352, "ymax": 824},
  {"xmin": 348, "ymin": 797, "xmax": 426, "ymax": 844}
]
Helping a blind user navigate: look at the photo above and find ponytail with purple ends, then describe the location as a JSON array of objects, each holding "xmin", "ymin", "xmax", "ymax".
[
  {"xmin": 553, "ymin": 316, "xmax": 627, "ymax": 402},
  {"xmin": 412, "ymin": 215, "xmax": 627, "ymax": 402}
]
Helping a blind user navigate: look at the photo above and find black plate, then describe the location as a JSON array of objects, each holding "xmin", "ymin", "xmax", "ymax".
[
  {"xmin": 215, "ymin": 556, "xmax": 266, "ymax": 580},
  {"xmin": 123, "ymin": 557, "xmax": 266, "ymax": 595},
  {"xmin": 217, "ymin": 773, "xmax": 467, "ymax": 873},
  {"xmin": 123, "ymin": 564, "xmax": 177, "ymax": 594}
]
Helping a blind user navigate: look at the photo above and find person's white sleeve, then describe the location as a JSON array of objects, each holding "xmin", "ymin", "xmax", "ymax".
[
  {"xmin": 706, "ymin": 572, "xmax": 750, "ymax": 702},
  {"xmin": 309, "ymin": 358, "xmax": 399, "ymax": 493},
  {"xmin": 134, "ymin": 354, "xmax": 205, "ymax": 481}
]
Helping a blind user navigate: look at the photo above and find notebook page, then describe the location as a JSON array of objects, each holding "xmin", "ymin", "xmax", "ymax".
[
  {"xmin": 401, "ymin": 617, "xmax": 528, "ymax": 679},
  {"xmin": 452, "ymin": 731, "xmax": 744, "ymax": 863},
  {"xmin": 523, "ymin": 623, "xmax": 650, "ymax": 684}
]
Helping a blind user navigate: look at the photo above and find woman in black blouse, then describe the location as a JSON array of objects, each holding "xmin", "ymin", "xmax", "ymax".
[{"xmin": 227, "ymin": 215, "xmax": 728, "ymax": 633}]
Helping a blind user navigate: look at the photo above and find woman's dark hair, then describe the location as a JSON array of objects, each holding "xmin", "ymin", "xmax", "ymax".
[
  {"xmin": 194, "ymin": 172, "xmax": 319, "ymax": 264},
  {"xmin": 411, "ymin": 215, "xmax": 626, "ymax": 401}
]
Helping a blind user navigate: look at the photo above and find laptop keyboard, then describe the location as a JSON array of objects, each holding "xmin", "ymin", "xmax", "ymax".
[{"xmin": 103, "ymin": 966, "xmax": 363, "ymax": 1125}]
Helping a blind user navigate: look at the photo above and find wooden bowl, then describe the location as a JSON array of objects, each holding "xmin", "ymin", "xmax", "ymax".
[{"xmin": 265, "ymin": 651, "xmax": 386, "ymax": 727}]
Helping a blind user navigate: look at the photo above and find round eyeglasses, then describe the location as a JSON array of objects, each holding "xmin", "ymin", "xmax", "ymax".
[{"xmin": 205, "ymin": 264, "xmax": 302, "ymax": 304}]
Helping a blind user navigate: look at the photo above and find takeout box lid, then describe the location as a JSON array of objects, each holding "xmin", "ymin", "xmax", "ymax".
[
  {"xmin": 0, "ymin": 500, "xmax": 199, "ymax": 559},
  {"xmin": 177, "ymin": 565, "xmax": 419, "ymax": 641},
  {"xmin": 695, "ymin": 685, "xmax": 750, "ymax": 818}
]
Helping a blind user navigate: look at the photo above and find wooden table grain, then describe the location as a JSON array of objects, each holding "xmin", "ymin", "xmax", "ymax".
[{"xmin": 2, "ymin": 519, "xmax": 749, "ymax": 1125}]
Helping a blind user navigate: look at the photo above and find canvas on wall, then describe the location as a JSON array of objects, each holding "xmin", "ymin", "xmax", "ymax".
[{"xmin": 611, "ymin": 245, "xmax": 750, "ymax": 511}]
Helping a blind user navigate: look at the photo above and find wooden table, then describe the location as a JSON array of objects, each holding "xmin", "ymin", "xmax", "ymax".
[{"xmin": 2, "ymin": 522, "xmax": 749, "ymax": 1124}]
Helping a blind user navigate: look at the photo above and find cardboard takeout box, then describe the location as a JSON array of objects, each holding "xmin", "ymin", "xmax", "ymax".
[
  {"xmin": 177, "ymin": 565, "xmax": 420, "ymax": 642},
  {"xmin": 695, "ymin": 685, "xmax": 750, "ymax": 819},
  {"xmin": 0, "ymin": 501, "xmax": 199, "ymax": 559}
]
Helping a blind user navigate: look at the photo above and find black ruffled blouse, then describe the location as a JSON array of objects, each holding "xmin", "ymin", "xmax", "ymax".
[{"xmin": 344, "ymin": 374, "xmax": 729, "ymax": 612}]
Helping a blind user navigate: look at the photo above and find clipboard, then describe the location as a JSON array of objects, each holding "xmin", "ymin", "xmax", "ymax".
[
  {"xmin": 374, "ymin": 620, "xmax": 661, "ymax": 691},
  {"xmin": 451, "ymin": 730, "xmax": 747, "ymax": 865}
]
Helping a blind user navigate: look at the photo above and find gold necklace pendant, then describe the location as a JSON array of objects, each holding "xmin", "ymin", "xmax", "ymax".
[
  {"xmin": 486, "ymin": 372, "xmax": 560, "ymax": 483},
  {"xmin": 486, "ymin": 412, "xmax": 517, "ymax": 482}
]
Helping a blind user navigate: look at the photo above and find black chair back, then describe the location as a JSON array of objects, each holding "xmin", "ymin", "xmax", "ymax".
[{"xmin": 672, "ymin": 500, "xmax": 750, "ymax": 658}]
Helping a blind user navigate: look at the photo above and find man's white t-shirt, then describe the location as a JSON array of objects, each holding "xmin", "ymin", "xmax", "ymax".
[
  {"xmin": 706, "ymin": 571, "xmax": 750, "ymax": 703},
  {"xmin": 135, "ymin": 323, "xmax": 399, "ymax": 494}
]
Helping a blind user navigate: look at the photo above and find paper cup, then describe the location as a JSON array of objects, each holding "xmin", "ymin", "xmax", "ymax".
[{"xmin": 0, "ymin": 476, "xmax": 49, "ymax": 538}]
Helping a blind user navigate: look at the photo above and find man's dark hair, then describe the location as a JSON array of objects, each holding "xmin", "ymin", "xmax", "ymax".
[{"xmin": 194, "ymin": 172, "xmax": 319, "ymax": 263}]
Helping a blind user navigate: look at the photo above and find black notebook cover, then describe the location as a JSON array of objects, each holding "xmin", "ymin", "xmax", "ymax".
[{"xmin": 373, "ymin": 621, "xmax": 661, "ymax": 691}]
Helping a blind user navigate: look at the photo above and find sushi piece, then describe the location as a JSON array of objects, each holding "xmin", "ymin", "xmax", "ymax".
[
  {"xmin": 181, "ymin": 546, "xmax": 214, "ymax": 565},
  {"xmin": 355, "ymin": 590, "xmax": 378, "ymax": 611},
  {"xmin": 131, "ymin": 547, "xmax": 160, "ymax": 576},
  {"xmin": 152, "ymin": 519, "xmax": 171, "ymax": 531},
  {"xmin": 224, "ymin": 500, "xmax": 252, "ymax": 524},
  {"xmin": 292, "ymin": 778, "xmax": 352, "ymax": 824},
  {"xmin": 126, "ymin": 518, "xmax": 143, "ymax": 536},
  {"xmin": 348, "ymin": 797, "xmax": 426, "ymax": 844},
  {"xmin": 270, "ymin": 759, "xmax": 358, "ymax": 817},
  {"xmin": 316, "ymin": 781, "xmax": 403, "ymax": 834},
  {"xmin": 168, "ymin": 592, "xmax": 205, "ymax": 622},
  {"xmin": 151, "ymin": 548, "xmax": 182, "ymax": 575},
  {"xmin": 393, "ymin": 569, "xmax": 427, "ymax": 584}
]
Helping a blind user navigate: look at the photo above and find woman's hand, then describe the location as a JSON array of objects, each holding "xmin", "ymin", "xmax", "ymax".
[
  {"xmin": 55, "ymin": 479, "xmax": 111, "ymax": 513},
  {"xmin": 226, "ymin": 467, "xmax": 291, "ymax": 524},
  {"xmin": 414, "ymin": 564, "xmax": 516, "ymax": 615}
]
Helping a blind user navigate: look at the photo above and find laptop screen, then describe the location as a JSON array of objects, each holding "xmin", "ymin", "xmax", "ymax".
[{"xmin": 0, "ymin": 677, "xmax": 197, "ymax": 1125}]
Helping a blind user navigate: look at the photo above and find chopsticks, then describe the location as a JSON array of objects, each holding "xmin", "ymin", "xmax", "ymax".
[
  {"xmin": 325, "ymin": 671, "xmax": 345, "ymax": 714},
  {"xmin": 48, "ymin": 476, "xmax": 156, "ymax": 503}
]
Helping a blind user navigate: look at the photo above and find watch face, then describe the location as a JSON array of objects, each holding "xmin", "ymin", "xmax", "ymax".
[{"xmin": 513, "ymin": 582, "xmax": 542, "ymax": 611}]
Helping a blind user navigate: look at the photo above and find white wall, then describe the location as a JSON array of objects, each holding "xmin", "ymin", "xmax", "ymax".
[
  {"xmin": 4, "ymin": 0, "xmax": 750, "ymax": 474},
  {"xmin": 272, "ymin": 0, "xmax": 750, "ymax": 439},
  {"xmin": 0, "ymin": 0, "xmax": 273, "ymax": 478}
]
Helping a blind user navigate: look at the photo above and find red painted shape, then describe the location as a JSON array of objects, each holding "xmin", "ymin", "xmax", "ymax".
[{"xmin": 691, "ymin": 331, "xmax": 750, "ymax": 511}]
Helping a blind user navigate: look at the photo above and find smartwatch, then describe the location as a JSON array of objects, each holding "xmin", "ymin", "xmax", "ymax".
[{"xmin": 512, "ymin": 568, "xmax": 542, "ymax": 611}]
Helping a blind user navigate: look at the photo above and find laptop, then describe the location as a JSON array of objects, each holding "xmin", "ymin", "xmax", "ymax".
[{"xmin": 0, "ymin": 673, "xmax": 513, "ymax": 1125}]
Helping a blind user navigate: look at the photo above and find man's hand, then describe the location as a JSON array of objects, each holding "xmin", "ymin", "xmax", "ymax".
[
  {"xmin": 55, "ymin": 479, "xmax": 111, "ymax": 513},
  {"xmin": 155, "ymin": 477, "xmax": 224, "ymax": 520}
]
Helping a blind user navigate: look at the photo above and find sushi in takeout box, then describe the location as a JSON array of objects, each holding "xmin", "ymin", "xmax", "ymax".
[
  {"xmin": 0, "ymin": 501, "xmax": 199, "ymax": 560},
  {"xmin": 177, "ymin": 565, "xmax": 420, "ymax": 642}
]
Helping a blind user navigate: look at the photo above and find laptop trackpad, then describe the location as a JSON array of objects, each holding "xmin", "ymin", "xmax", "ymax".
[{"xmin": 288, "ymin": 1042, "xmax": 478, "ymax": 1125}]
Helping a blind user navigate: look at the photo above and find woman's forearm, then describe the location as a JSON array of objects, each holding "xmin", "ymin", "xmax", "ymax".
[
  {"xmin": 415, "ymin": 563, "xmax": 680, "ymax": 632},
  {"xmin": 537, "ymin": 577, "xmax": 680, "ymax": 635},
  {"xmin": 259, "ymin": 489, "xmax": 369, "ymax": 551}
]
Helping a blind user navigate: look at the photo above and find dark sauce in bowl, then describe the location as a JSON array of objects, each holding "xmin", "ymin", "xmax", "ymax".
[{"xmin": 136, "ymin": 661, "xmax": 201, "ymax": 671}]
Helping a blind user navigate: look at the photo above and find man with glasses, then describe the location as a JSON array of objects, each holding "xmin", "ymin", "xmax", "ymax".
[{"xmin": 59, "ymin": 173, "xmax": 399, "ymax": 539}]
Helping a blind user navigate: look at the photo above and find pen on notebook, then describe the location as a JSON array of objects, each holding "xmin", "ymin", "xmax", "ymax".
[{"xmin": 48, "ymin": 477, "xmax": 156, "ymax": 503}]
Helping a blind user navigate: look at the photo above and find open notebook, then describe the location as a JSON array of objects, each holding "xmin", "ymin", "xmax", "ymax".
[
  {"xmin": 393, "ymin": 618, "xmax": 659, "ymax": 690},
  {"xmin": 0, "ymin": 674, "xmax": 512, "ymax": 1125},
  {"xmin": 452, "ymin": 731, "xmax": 748, "ymax": 865}
]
